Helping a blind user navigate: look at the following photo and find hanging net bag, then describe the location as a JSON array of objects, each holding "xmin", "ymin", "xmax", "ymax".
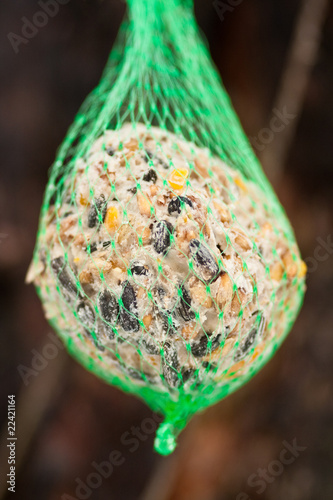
[{"xmin": 27, "ymin": 0, "xmax": 307, "ymax": 455}]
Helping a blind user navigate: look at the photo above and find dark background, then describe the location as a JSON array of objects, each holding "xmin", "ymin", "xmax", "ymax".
[{"xmin": 0, "ymin": 0, "xmax": 333, "ymax": 499}]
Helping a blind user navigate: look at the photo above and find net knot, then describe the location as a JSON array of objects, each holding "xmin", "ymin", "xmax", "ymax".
[{"xmin": 154, "ymin": 421, "xmax": 178, "ymax": 455}]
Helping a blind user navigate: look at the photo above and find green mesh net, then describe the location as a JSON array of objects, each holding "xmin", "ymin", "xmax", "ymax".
[{"xmin": 27, "ymin": 0, "xmax": 306, "ymax": 455}]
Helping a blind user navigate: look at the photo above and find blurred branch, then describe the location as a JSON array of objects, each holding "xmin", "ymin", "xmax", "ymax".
[
  {"xmin": 0, "ymin": 344, "xmax": 69, "ymax": 500},
  {"xmin": 261, "ymin": 0, "xmax": 330, "ymax": 184},
  {"xmin": 140, "ymin": 416, "xmax": 204, "ymax": 500},
  {"xmin": 140, "ymin": 453, "xmax": 179, "ymax": 500}
]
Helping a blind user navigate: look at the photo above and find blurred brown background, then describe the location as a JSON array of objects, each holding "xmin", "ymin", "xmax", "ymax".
[{"xmin": 0, "ymin": 0, "xmax": 333, "ymax": 499}]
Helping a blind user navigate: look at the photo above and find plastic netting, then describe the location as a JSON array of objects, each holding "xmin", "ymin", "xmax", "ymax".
[{"xmin": 27, "ymin": 0, "xmax": 306, "ymax": 455}]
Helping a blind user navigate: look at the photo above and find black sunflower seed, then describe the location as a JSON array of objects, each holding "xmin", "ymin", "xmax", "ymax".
[
  {"xmin": 181, "ymin": 368, "xmax": 197, "ymax": 384},
  {"xmin": 126, "ymin": 367, "xmax": 154, "ymax": 383},
  {"xmin": 142, "ymin": 169, "xmax": 157, "ymax": 183},
  {"xmin": 98, "ymin": 289, "xmax": 119, "ymax": 326},
  {"xmin": 119, "ymin": 281, "xmax": 140, "ymax": 332},
  {"xmin": 51, "ymin": 257, "xmax": 79, "ymax": 298},
  {"xmin": 162, "ymin": 341, "xmax": 180, "ymax": 388},
  {"xmin": 202, "ymin": 361, "xmax": 217, "ymax": 371},
  {"xmin": 77, "ymin": 302, "xmax": 95, "ymax": 330},
  {"xmin": 102, "ymin": 240, "xmax": 111, "ymax": 248},
  {"xmin": 165, "ymin": 319, "xmax": 177, "ymax": 337},
  {"xmin": 152, "ymin": 220, "xmax": 174, "ymax": 255},
  {"xmin": 88, "ymin": 194, "xmax": 107, "ymax": 228},
  {"xmin": 233, "ymin": 329, "xmax": 257, "ymax": 362},
  {"xmin": 189, "ymin": 239, "xmax": 219, "ymax": 283},
  {"xmin": 153, "ymin": 287, "xmax": 176, "ymax": 317},
  {"xmin": 216, "ymin": 243, "xmax": 225, "ymax": 256},
  {"xmin": 210, "ymin": 334, "xmax": 222, "ymax": 351},
  {"xmin": 154, "ymin": 286, "xmax": 167, "ymax": 310},
  {"xmin": 126, "ymin": 367, "xmax": 144, "ymax": 381},
  {"xmin": 159, "ymin": 159, "xmax": 170, "ymax": 169},
  {"xmin": 140, "ymin": 337, "xmax": 160, "ymax": 355},
  {"xmin": 190, "ymin": 335, "xmax": 208, "ymax": 358},
  {"xmin": 177, "ymin": 286, "xmax": 195, "ymax": 321},
  {"xmin": 63, "ymin": 192, "xmax": 72, "ymax": 204},
  {"xmin": 234, "ymin": 314, "xmax": 265, "ymax": 362},
  {"xmin": 168, "ymin": 196, "xmax": 193, "ymax": 216},
  {"xmin": 143, "ymin": 149, "xmax": 169, "ymax": 169},
  {"xmin": 103, "ymin": 325, "xmax": 116, "ymax": 340},
  {"xmin": 128, "ymin": 187, "xmax": 137, "ymax": 194},
  {"xmin": 191, "ymin": 332, "xmax": 222, "ymax": 358},
  {"xmin": 106, "ymin": 146, "xmax": 115, "ymax": 156},
  {"xmin": 131, "ymin": 264, "xmax": 149, "ymax": 276},
  {"xmin": 83, "ymin": 329, "xmax": 105, "ymax": 351},
  {"xmin": 86, "ymin": 242, "xmax": 97, "ymax": 253},
  {"xmin": 161, "ymin": 313, "xmax": 177, "ymax": 336},
  {"xmin": 143, "ymin": 149, "xmax": 154, "ymax": 162}
]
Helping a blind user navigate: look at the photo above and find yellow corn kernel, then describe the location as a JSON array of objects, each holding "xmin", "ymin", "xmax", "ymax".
[
  {"xmin": 79, "ymin": 194, "xmax": 88, "ymax": 206},
  {"xmin": 168, "ymin": 168, "xmax": 189, "ymax": 190},
  {"xmin": 234, "ymin": 176, "xmax": 247, "ymax": 192},
  {"xmin": 282, "ymin": 251, "xmax": 298, "ymax": 279},
  {"xmin": 270, "ymin": 261, "xmax": 284, "ymax": 281},
  {"xmin": 105, "ymin": 206, "xmax": 120, "ymax": 232},
  {"xmin": 226, "ymin": 359, "xmax": 246, "ymax": 377},
  {"xmin": 251, "ymin": 342, "xmax": 265, "ymax": 362},
  {"xmin": 299, "ymin": 260, "xmax": 307, "ymax": 278},
  {"xmin": 74, "ymin": 257, "xmax": 80, "ymax": 264}
]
